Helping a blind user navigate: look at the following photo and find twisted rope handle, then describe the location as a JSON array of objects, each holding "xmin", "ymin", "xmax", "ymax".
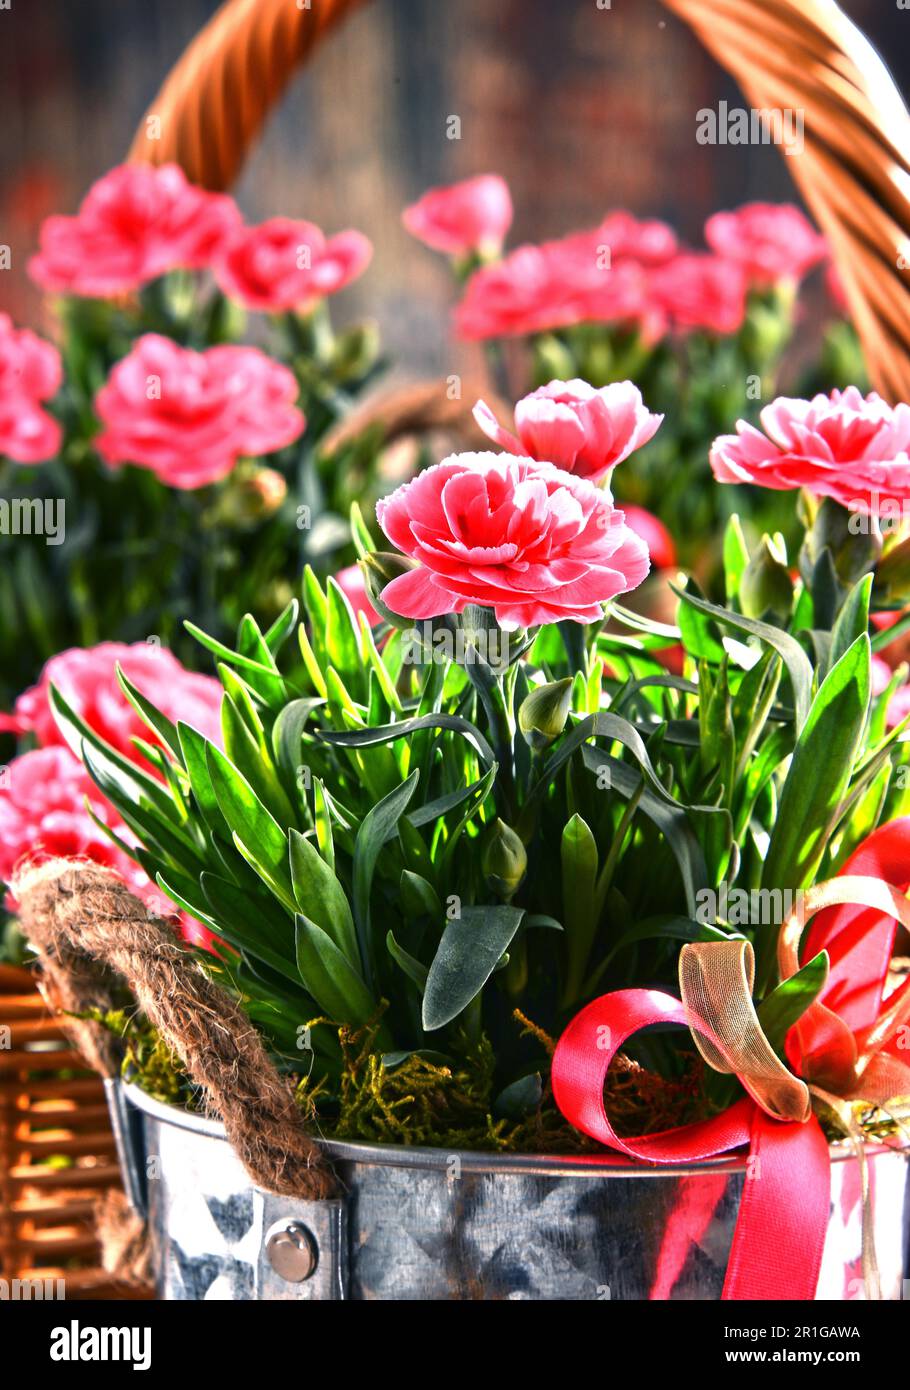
[{"xmin": 13, "ymin": 859, "xmax": 337, "ymax": 1200}]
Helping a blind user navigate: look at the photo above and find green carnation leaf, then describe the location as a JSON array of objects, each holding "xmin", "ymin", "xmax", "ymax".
[
  {"xmin": 263, "ymin": 598, "xmax": 300, "ymax": 656},
  {"xmin": 561, "ymin": 814, "xmax": 599, "ymax": 1006},
  {"xmin": 581, "ymin": 750, "xmax": 710, "ymax": 916},
  {"xmin": 177, "ymin": 722, "xmax": 228, "ymax": 836},
  {"xmin": 422, "ymin": 904, "xmax": 526, "ymax": 1032},
  {"xmin": 205, "ymin": 743, "xmax": 295, "ymax": 910},
  {"xmin": 325, "ymin": 576, "xmax": 365, "ymax": 691},
  {"xmin": 115, "ymin": 664, "xmax": 184, "ymax": 765},
  {"xmin": 672, "ymin": 582, "xmax": 813, "ymax": 731},
  {"xmin": 222, "ymin": 692, "xmax": 297, "ymax": 828},
  {"xmin": 184, "ymin": 619, "xmax": 287, "ymax": 705},
  {"xmin": 294, "ymin": 914, "xmax": 378, "ymax": 1026},
  {"xmin": 321, "ymin": 713, "xmax": 497, "ymax": 768},
  {"xmin": 386, "ymin": 929, "xmax": 429, "ymax": 991},
  {"xmin": 828, "ymin": 573, "xmax": 872, "ymax": 677},
  {"xmin": 289, "ymin": 828, "xmax": 358, "ymax": 967},
  {"xmin": 199, "ymin": 871, "xmax": 297, "ymax": 978},
  {"xmin": 758, "ymin": 634, "xmax": 871, "ymax": 988},
  {"xmin": 353, "ymin": 771, "xmax": 420, "ymax": 992}
]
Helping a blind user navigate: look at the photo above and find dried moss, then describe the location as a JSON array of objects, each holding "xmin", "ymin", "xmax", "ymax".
[
  {"xmin": 89, "ymin": 1005, "xmax": 703, "ymax": 1151},
  {"xmin": 88, "ymin": 1007, "xmax": 909, "ymax": 1155},
  {"xmin": 293, "ymin": 1009, "xmax": 701, "ymax": 1153}
]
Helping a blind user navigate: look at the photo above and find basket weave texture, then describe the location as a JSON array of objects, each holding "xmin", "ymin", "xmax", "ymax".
[
  {"xmin": 128, "ymin": 0, "xmax": 910, "ymax": 406},
  {"xmin": 0, "ymin": 963, "xmax": 150, "ymax": 1297},
  {"xmin": 3, "ymin": 0, "xmax": 907, "ymax": 1299}
]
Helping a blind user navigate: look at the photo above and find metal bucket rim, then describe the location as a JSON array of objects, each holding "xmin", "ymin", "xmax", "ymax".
[{"xmin": 122, "ymin": 1081, "xmax": 908, "ymax": 1180}]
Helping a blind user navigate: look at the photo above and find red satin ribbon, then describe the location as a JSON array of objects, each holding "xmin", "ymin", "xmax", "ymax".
[{"xmin": 551, "ymin": 818, "xmax": 910, "ymax": 1301}]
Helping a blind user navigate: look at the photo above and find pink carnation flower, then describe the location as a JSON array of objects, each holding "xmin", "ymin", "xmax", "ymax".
[
  {"xmin": 454, "ymin": 213, "xmax": 676, "ymax": 342},
  {"xmin": 705, "ymin": 203, "xmax": 828, "ymax": 288},
  {"xmin": 403, "ymin": 174, "xmax": 513, "ymax": 257},
  {"xmin": 0, "ymin": 746, "xmax": 214, "ymax": 949},
  {"xmin": 215, "ymin": 217, "xmax": 372, "ymax": 312},
  {"xmin": 710, "ymin": 387, "xmax": 910, "ymax": 514},
  {"xmin": 649, "ymin": 253, "xmax": 748, "ymax": 336},
  {"xmin": 454, "ymin": 245, "xmax": 574, "ymax": 340},
  {"xmin": 29, "ymin": 163, "xmax": 241, "ymax": 297},
  {"xmin": 94, "ymin": 334, "xmax": 304, "ymax": 488},
  {"xmin": 0, "ymin": 313, "xmax": 63, "ymax": 463},
  {"xmin": 0, "ymin": 313, "xmax": 61, "ymax": 400},
  {"xmin": 456, "ymin": 251, "xmax": 653, "ymax": 342},
  {"xmin": 474, "ymin": 379, "xmax": 662, "ymax": 483},
  {"xmin": 375, "ymin": 452, "xmax": 649, "ymax": 630},
  {"xmin": 0, "ymin": 747, "xmax": 141, "ymax": 889},
  {"xmin": 579, "ymin": 211, "xmax": 678, "ymax": 268},
  {"xmin": 0, "ymin": 641, "xmax": 222, "ymax": 764}
]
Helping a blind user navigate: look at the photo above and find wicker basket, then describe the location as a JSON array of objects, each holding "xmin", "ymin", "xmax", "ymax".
[
  {"xmin": 4, "ymin": 0, "xmax": 910, "ymax": 1300},
  {"xmin": 0, "ymin": 963, "xmax": 150, "ymax": 1298},
  {"xmin": 127, "ymin": 0, "xmax": 910, "ymax": 405}
]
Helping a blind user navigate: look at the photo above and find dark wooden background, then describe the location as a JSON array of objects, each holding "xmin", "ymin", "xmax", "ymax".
[{"xmin": 1, "ymin": 0, "xmax": 905, "ymax": 379}]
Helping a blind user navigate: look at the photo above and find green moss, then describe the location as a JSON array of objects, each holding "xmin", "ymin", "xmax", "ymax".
[
  {"xmin": 80, "ymin": 1007, "xmax": 195, "ymax": 1109},
  {"xmin": 293, "ymin": 1010, "xmax": 702, "ymax": 1152},
  {"xmin": 88, "ymin": 1006, "xmax": 907, "ymax": 1155},
  {"xmin": 295, "ymin": 1021, "xmax": 594, "ymax": 1152}
]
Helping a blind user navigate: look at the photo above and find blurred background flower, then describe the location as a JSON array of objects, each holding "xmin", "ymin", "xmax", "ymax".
[
  {"xmin": 0, "ymin": 0, "xmax": 899, "ymax": 369},
  {"xmin": 0, "ymin": 312, "xmax": 62, "ymax": 462},
  {"xmin": 28, "ymin": 162, "xmax": 241, "ymax": 296},
  {"xmin": 403, "ymin": 173, "xmax": 513, "ymax": 258},
  {"xmin": 94, "ymin": 334, "xmax": 306, "ymax": 487},
  {"xmin": 0, "ymin": 640, "xmax": 223, "ymax": 758},
  {"xmin": 215, "ymin": 217, "xmax": 372, "ymax": 311}
]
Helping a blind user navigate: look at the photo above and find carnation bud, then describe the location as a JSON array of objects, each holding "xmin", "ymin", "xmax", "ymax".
[
  {"xmin": 362, "ymin": 552, "xmax": 420, "ymax": 630},
  {"xmin": 800, "ymin": 496, "xmax": 882, "ymax": 587},
  {"xmin": 739, "ymin": 536, "xmax": 793, "ymax": 622},
  {"xmin": 330, "ymin": 320, "xmax": 380, "ymax": 382},
  {"xmin": 250, "ymin": 468, "xmax": 288, "ymax": 513},
  {"xmin": 740, "ymin": 283, "xmax": 796, "ymax": 364},
  {"xmin": 205, "ymin": 465, "xmax": 288, "ymax": 529},
  {"xmin": 482, "ymin": 819, "xmax": 527, "ymax": 901},
  {"xmin": 363, "ymin": 551, "xmax": 415, "ymax": 587},
  {"xmin": 519, "ymin": 678, "xmax": 573, "ymax": 749},
  {"xmin": 874, "ymin": 535, "xmax": 910, "ymax": 605}
]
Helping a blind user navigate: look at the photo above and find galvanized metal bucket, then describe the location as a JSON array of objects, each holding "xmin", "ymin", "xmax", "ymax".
[{"xmin": 109, "ymin": 1081, "xmax": 909, "ymax": 1301}]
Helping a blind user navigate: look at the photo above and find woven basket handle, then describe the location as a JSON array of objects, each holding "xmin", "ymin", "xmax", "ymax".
[
  {"xmin": 664, "ymin": 0, "xmax": 910, "ymax": 408},
  {"xmin": 128, "ymin": 0, "xmax": 910, "ymax": 405},
  {"xmin": 13, "ymin": 859, "xmax": 337, "ymax": 1199},
  {"xmin": 128, "ymin": 0, "xmax": 368, "ymax": 191}
]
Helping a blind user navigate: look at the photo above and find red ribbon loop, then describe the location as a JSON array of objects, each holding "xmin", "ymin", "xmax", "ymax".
[{"xmin": 551, "ymin": 819, "xmax": 910, "ymax": 1300}]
